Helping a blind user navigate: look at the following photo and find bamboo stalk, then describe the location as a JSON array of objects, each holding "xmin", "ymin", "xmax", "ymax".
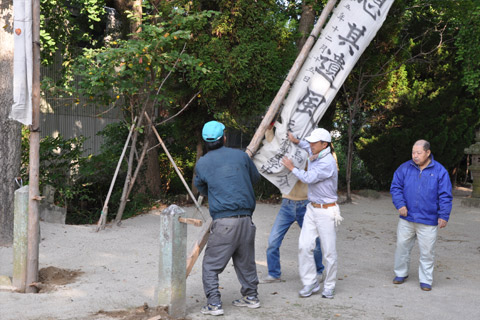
[
  {"xmin": 113, "ymin": 115, "xmax": 146, "ymax": 226},
  {"xmin": 96, "ymin": 117, "xmax": 137, "ymax": 231},
  {"xmin": 125, "ymin": 140, "xmax": 149, "ymax": 202},
  {"xmin": 245, "ymin": 0, "xmax": 338, "ymax": 157}
]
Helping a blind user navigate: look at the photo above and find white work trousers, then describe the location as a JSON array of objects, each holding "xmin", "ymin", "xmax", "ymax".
[
  {"xmin": 298, "ymin": 203, "xmax": 338, "ymax": 291},
  {"xmin": 394, "ymin": 218, "xmax": 438, "ymax": 285}
]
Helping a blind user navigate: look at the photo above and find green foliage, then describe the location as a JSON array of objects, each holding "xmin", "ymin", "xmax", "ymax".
[
  {"xmin": 40, "ymin": 0, "xmax": 106, "ymax": 86},
  {"xmin": 148, "ymin": 0, "xmax": 299, "ymax": 153},
  {"xmin": 21, "ymin": 128, "xmax": 88, "ymax": 208},
  {"xmin": 334, "ymin": 142, "xmax": 378, "ymax": 191},
  {"xmin": 68, "ymin": 122, "xmax": 157, "ymax": 224},
  {"xmin": 333, "ymin": 0, "xmax": 480, "ymax": 190},
  {"xmin": 453, "ymin": 1, "xmax": 480, "ymax": 94},
  {"xmin": 72, "ymin": 7, "xmax": 214, "ymax": 109},
  {"xmin": 185, "ymin": 0, "xmax": 297, "ymax": 119},
  {"xmin": 20, "ymin": 123, "xmax": 160, "ymax": 224},
  {"xmin": 357, "ymin": 84, "xmax": 479, "ymax": 189}
]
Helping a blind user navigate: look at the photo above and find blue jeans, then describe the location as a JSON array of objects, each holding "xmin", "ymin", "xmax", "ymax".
[{"xmin": 266, "ymin": 199, "xmax": 324, "ymax": 278}]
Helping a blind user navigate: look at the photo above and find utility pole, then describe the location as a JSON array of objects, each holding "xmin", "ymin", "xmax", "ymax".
[{"xmin": 25, "ymin": 0, "xmax": 41, "ymax": 293}]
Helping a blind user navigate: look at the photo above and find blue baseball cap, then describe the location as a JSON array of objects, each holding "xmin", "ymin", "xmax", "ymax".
[{"xmin": 202, "ymin": 121, "xmax": 225, "ymax": 142}]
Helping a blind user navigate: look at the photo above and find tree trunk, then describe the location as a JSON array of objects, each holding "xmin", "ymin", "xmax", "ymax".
[
  {"xmin": 346, "ymin": 116, "xmax": 353, "ymax": 203},
  {"xmin": 0, "ymin": 1, "xmax": 22, "ymax": 245},
  {"xmin": 142, "ymin": 124, "xmax": 162, "ymax": 196},
  {"xmin": 297, "ymin": 0, "xmax": 316, "ymax": 51},
  {"xmin": 111, "ymin": 0, "xmax": 142, "ymax": 37},
  {"xmin": 345, "ymin": 95, "xmax": 359, "ymax": 204}
]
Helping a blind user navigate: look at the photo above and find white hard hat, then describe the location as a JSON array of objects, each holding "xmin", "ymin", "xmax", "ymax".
[{"xmin": 305, "ymin": 128, "xmax": 331, "ymax": 143}]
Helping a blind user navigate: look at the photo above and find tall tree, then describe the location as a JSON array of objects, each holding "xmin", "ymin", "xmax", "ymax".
[
  {"xmin": 453, "ymin": 0, "xmax": 480, "ymax": 96},
  {"xmin": 355, "ymin": 0, "xmax": 480, "ymax": 189},
  {"xmin": 155, "ymin": 0, "xmax": 298, "ymax": 195},
  {"xmin": 0, "ymin": 0, "xmax": 22, "ymax": 244},
  {"xmin": 297, "ymin": 0, "xmax": 317, "ymax": 51}
]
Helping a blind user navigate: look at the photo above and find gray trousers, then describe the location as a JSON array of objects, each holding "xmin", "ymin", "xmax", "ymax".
[{"xmin": 202, "ymin": 216, "xmax": 259, "ymax": 305}]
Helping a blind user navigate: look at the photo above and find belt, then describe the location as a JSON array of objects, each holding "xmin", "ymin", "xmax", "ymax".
[
  {"xmin": 225, "ymin": 215, "xmax": 250, "ymax": 219},
  {"xmin": 311, "ymin": 202, "xmax": 337, "ymax": 209}
]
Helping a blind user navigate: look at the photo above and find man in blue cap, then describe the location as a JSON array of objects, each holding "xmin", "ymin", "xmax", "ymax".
[{"xmin": 194, "ymin": 120, "xmax": 261, "ymax": 316}]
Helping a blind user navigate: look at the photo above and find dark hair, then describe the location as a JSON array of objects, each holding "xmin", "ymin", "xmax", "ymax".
[
  {"xmin": 205, "ymin": 136, "xmax": 224, "ymax": 151},
  {"xmin": 321, "ymin": 141, "xmax": 335, "ymax": 154}
]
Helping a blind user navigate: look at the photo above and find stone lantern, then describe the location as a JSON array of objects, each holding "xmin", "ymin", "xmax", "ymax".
[{"xmin": 463, "ymin": 128, "xmax": 480, "ymax": 207}]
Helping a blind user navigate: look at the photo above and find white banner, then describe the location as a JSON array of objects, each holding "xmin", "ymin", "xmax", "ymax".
[
  {"xmin": 253, "ymin": 0, "xmax": 394, "ymax": 194},
  {"xmin": 10, "ymin": 0, "xmax": 33, "ymax": 125}
]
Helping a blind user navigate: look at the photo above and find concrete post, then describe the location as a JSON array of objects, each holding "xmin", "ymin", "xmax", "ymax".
[
  {"xmin": 156, "ymin": 205, "xmax": 187, "ymax": 318},
  {"xmin": 13, "ymin": 186, "xmax": 29, "ymax": 292}
]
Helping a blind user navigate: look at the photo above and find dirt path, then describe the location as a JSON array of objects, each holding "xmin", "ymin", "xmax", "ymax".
[{"xmin": 1, "ymin": 191, "xmax": 478, "ymax": 320}]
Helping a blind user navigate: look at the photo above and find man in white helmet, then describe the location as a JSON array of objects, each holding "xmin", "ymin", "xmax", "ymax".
[{"xmin": 282, "ymin": 128, "xmax": 342, "ymax": 299}]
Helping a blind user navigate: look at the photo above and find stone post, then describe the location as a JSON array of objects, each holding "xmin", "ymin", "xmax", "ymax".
[
  {"xmin": 13, "ymin": 186, "xmax": 29, "ymax": 292},
  {"xmin": 156, "ymin": 205, "xmax": 187, "ymax": 318},
  {"xmin": 463, "ymin": 128, "xmax": 480, "ymax": 207}
]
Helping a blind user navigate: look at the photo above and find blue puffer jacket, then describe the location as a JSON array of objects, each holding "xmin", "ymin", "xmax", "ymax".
[
  {"xmin": 390, "ymin": 155, "xmax": 452, "ymax": 226},
  {"xmin": 194, "ymin": 146, "xmax": 260, "ymax": 220}
]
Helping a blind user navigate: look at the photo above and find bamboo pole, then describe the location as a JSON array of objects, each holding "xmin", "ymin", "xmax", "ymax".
[
  {"xmin": 25, "ymin": 0, "xmax": 41, "ymax": 294},
  {"xmin": 96, "ymin": 117, "xmax": 137, "ymax": 231},
  {"xmin": 113, "ymin": 115, "xmax": 144, "ymax": 226},
  {"xmin": 245, "ymin": 0, "xmax": 338, "ymax": 157}
]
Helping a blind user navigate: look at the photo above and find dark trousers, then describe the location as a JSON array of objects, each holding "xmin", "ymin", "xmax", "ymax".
[{"xmin": 202, "ymin": 215, "xmax": 258, "ymax": 305}]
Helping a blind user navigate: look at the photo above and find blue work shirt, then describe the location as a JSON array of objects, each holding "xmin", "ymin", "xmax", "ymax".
[
  {"xmin": 292, "ymin": 140, "xmax": 338, "ymax": 204},
  {"xmin": 194, "ymin": 146, "xmax": 260, "ymax": 220}
]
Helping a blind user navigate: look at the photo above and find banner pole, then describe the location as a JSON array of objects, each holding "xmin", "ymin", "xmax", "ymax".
[{"xmin": 245, "ymin": 0, "xmax": 338, "ymax": 157}]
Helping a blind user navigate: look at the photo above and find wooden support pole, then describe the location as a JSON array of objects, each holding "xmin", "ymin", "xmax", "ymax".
[
  {"xmin": 144, "ymin": 112, "xmax": 206, "ymax": 221},
  {"xmin": 178, "ymin": 217, "xmax": 203, "ymax": 227},
  {"xmin": 245, "ymin": 0, "xmax": 338, "ymax": 157},
  {"xmin": 96, "ymin": 117, "xmax": 137, "ymax": 231},
  {"xmin": 25, "ymin": 0, "xmax": 41, "ymax": 294},
  {"xmin": 157, "ymin": 205, "xmax": 187, "ymax": 318},
  {"xmin": 186, "ymin": 218, "xmax": 211, "ymax": 277},
  {"xmin": 13, "ymin": 186, "xmax": 29, "ymax": 292}
]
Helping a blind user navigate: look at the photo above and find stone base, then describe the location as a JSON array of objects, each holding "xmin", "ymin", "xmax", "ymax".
[
  {"xmin": 0, "ymin": 275, "xmax": 12, "ymax": 286},
  {"xmin": 461, "ymin": 197, "xmax": 480, "ymax": 208},
  {"xmin": 39, "ymin": 203, "xmax": 66, "ymax": 224}
]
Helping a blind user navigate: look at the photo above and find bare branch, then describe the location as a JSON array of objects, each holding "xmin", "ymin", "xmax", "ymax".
[{"xmin": 157, "ymin": 90, "xmax": 201, "ymax": 126}]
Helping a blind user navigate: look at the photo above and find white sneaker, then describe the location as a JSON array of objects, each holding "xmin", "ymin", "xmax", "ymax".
[
  {"xmin": 322, "ymin": 288, "xmax": 335, "ymax": 299},
  {"xmin": 299, "ymin": 280, "xmax": 320, "ymax": 298}
]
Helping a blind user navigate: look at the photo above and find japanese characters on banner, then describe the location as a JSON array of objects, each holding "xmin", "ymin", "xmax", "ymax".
[
  {"xmin": 253, "ymin": 0, "xmax": 394, "ymax": 195},
  {"xmin": 10, "ymin": 0, "xmax": 33, "ymax": 125}
]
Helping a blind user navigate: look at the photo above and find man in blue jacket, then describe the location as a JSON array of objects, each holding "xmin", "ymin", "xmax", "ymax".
[
  {"xmin": 390, "ymin": 139, "xmax": 452, "ymax": 291},
  {"xmin": 194, "ymin": 121, "xmax": 261, "ymax": 316}
]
